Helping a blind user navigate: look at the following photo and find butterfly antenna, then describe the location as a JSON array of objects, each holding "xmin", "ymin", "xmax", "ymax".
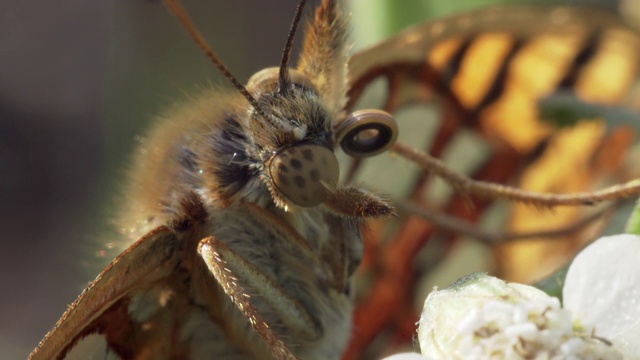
[
  {"xmin": 163, "ymin": 0, "xmax": 269, "ymax": 119},
  {"xmin": 279, "ymin": 0, "xmax": 307, "ymax": 96}
]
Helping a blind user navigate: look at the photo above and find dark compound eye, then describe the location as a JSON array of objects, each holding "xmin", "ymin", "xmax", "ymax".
[
  {"xmin": 335, "ymin": 110, "xmax": 398, "ymax": 158},
  {"xmin": 268, "ymin": 144, "xmax": 339, "ymax": 207}
]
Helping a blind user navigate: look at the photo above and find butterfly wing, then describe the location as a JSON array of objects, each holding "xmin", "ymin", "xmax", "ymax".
[
  {"xmin": 348, "ymin": 5, "xmax": 640, "ymax": 111},
  {"xmin": 343, "ymin": 5, "xmax": 640, "ymax": 358},
  {"xmin": 29, "ymin": 226, "xmax": 181, "ymax": 360}
]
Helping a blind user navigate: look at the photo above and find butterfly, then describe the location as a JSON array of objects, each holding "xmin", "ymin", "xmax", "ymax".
[{"xmin": 29, "ymin": 1, "xmax": 640, "ymax": 359}]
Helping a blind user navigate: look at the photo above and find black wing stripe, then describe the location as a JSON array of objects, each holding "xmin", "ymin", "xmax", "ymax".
[
  {"xmin": 474, "ymin": 39, "xmax": 525, "ymax": 114},
  {"xmin": 558, "ymin": 30, "xmax": 603, "ymax": 89}
]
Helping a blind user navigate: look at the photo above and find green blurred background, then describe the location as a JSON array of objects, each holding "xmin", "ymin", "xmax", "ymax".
[{"xmin": 0, "ymin": 0, "xmax": 626, "ymax": 358}]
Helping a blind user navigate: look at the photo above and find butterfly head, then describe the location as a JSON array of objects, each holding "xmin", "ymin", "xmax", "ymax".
[
  {"xmin": 243, "ymin": 67, "xmax": 398, "ymax": 209},
  {"xmin": 165, "ymin": 0, "xmax": 396, "ymax": 215}
]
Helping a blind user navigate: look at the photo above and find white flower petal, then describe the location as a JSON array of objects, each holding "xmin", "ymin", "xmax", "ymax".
[{"xmin": 563, "ymin": 234, "xmax": 640, "ymax": 358}]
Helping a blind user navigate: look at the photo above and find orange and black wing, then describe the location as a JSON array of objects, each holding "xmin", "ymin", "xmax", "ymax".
[{"xmin": 343, "ymin": 6, "xmax": 640, "ymax": 359}]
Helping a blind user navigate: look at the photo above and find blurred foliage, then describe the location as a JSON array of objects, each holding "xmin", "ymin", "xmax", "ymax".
[
  {"xmin": 626, "ymin": 198, "xmax": 640, "ymax": 235},
  {"xmin": 534, "ymin": 263, "xmax": 569, "ymax": 301}
]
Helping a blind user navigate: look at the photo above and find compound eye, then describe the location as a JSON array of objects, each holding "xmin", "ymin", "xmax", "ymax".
[
  {"xmin": 335, "ymin": 110, "xmax": 398, "ymax": 157},
  {"xmin": 247, "ymin": 67, "xmax": 318, "ymax": 95},
  {"xmin": 269, "ymin": 144, "xmax": 339, "ymax": 207}
]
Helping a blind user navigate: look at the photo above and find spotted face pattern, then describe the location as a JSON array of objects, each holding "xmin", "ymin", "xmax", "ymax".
[{"xmin": 269, "ymin": 144, "xmax": 340, "ymax": 207}]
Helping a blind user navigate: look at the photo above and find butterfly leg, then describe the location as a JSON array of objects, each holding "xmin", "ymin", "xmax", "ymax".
[{"xmin": 197, "ymin": 236, "xmax": 323, "ymax": 360}]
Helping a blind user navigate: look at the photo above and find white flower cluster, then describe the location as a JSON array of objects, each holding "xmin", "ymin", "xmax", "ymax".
[
  {"xmin": 417, "ymin": 273, "xmax": 623, "ymax": 360},
  {"xmin": 455, "ymin": 295, "xmax": 619, "ymax": 359},
  {"xmin": 383, "ymin": 234, "xmax": 640, "ymax": 360}
]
